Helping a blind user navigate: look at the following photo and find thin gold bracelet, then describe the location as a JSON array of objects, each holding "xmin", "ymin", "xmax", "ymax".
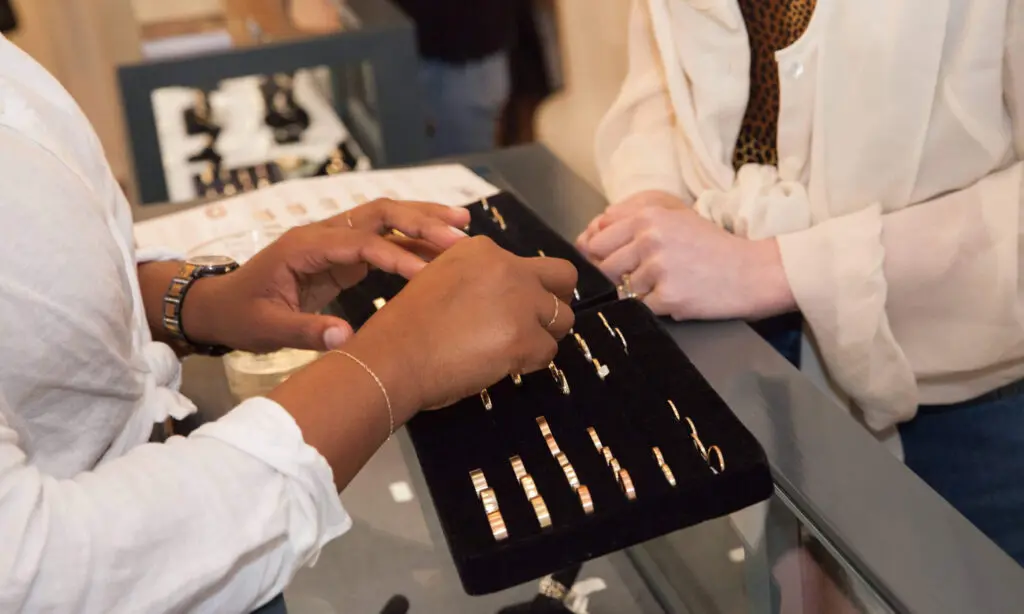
[{"xmin": 329, "ymin": 350, "xmax": 394, "ymax": 443}]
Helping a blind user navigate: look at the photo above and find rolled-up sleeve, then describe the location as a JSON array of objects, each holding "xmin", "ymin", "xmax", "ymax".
[
  {"xmin": 777, "ymin": 5, "xmax": 1024, "ymax": 431},
  {"xmin": 0, "ymin": 395, "xmax": 349, "ymax": 614}
]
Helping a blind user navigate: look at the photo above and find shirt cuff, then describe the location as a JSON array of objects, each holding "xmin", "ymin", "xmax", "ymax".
[
  {"xmin": 136, "ymin": 247, "xmax": 185, "ymax": 264},
  {"xmin": 192, "ymin": 397, "xmax": 351, "ymax": 562},
  {"xmin": 777, "ymin": 205, "xmax": 918, "ymax": 430}
]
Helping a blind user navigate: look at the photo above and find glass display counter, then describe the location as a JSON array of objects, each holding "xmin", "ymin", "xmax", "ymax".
[
  {"xmin": 119, "ymin": 0, "xmax": 424, "ymax": 204},
  {"xmin": 134, "ymin": 145, "xmax": 1024, "ymax": 614}
]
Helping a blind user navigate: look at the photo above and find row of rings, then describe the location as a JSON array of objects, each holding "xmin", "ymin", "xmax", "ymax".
[
  {"xmin": 587, "ymin": 426, "xmax": 637, "ymax": 500},
  {"xmin": 509, "ymin": 456, "xmax": 554, "ymax": 529},
  {"xmin": 538, "ymin": 417, "xmax": 596, "ymax": 514},
  {"xmin": 470, "ymin": 468, "xmax": 508, "ymax": 541}
]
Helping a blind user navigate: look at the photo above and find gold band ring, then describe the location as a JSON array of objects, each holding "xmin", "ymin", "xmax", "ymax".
[
  {"xmin": 510, "ymin": 455, "xmax": 527, "ymax": 481},
  {"xmin": 619, "ymin": 469, "xmax": 637, "ymax": 500},
  {"xmin": 470, "ymin": 469, "xmax": 488, "ymax": 497},
  {"xmin": 488, "ymin": 510, "xmax": 508, "ymax": 541},
  {"xmin": 531, "ymin": 496, "xmax": 552, "ymax": 528},
  {"xmin": 577, "ymin": 485, "xmax": 595, "ymax": 515},
  {"xmin": 521, "ymin": 474, "xmax": 540, "ymax": 499},
  {"xmin": 546, "ymin": 295, "xmax": 560, "ymax": 329},
  {"xmin": 480, "ymin": 488, "xmax": 499, "ymax": 514},
  {"xmin": 708, "ymin": 445, "xmax": 725, "ymax": 474}
]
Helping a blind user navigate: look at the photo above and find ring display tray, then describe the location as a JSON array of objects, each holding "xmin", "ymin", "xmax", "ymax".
[{"xmin": 330, "ymin": 193, "xmax": 772, "ymax": 595}]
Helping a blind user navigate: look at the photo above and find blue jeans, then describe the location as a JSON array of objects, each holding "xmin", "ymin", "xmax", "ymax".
[
  {"xmin": 419, "ymin": 52, "xmax": 511, "ymax": 157},
  {"xmin": 757, "ymin": 315, "xmax": 1024, "ymax": 566}
]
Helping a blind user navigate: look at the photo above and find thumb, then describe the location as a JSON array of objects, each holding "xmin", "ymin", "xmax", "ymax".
[{"xmin": 264, "ymin": 311, "xmax": 354, "ymax": 351}]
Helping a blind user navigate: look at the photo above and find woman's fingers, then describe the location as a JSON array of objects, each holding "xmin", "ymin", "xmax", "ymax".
[
  {"xmin": 596, "ymin": 240, "xmax": 641, "ymax": 282},
  {"xmin": 585, "ymin": 215, "xmax": 638, "ymax": 261}
]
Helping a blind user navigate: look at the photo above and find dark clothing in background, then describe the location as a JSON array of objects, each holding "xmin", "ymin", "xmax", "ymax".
[
  {"xmin": 0, "ymin": 0, "xmax": 17, "ymax": 33},
  {"xmin": 393, "ymin": 0, "xmax": 517, "ymax": 63}
]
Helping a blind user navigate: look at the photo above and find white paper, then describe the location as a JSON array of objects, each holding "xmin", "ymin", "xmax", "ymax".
[{"xmin": 133, "ymin": 164, "xmax": 502, "ymax": 255}]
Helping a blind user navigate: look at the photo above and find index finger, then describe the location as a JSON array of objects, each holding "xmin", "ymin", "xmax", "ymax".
[{"xmin": 523, "ymin": 256, "xmax": 578, "ymax": 303}]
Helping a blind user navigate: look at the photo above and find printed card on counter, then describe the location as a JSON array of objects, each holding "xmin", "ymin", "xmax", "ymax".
[{"xmin": 133, "ymin": 164, "xmax": 502, "ymax": 255}]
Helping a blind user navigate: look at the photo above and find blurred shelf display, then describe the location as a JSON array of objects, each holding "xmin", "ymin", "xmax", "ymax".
[
  {"xmin": 154, "ymin": 67, "xmax": 371, "ymax": 202},
  {"xmin": 119, "ymin": 0, "xmax": 425, "ymax": 204}
]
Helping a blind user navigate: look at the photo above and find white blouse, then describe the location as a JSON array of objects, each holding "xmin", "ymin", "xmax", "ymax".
[
  {"xmin": 0, "ymin": 36, "xmax": 348, "ymax": 612},
  {"xmin": 597, "ymin": 0, "xmax": 1024, "ymax": 431}
]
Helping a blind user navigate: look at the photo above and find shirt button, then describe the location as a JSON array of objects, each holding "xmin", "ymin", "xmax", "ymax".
[{"xmin": 787, "ymin": 61, "xmax": 805, "ymax": 80}]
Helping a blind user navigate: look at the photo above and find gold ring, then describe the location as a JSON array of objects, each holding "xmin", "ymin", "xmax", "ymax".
[
  {"xmin": 555, "ymin": 452, "xmax": 570, "ymax": 467},
  {"xmin": 510, "ymin": 455, "xmax": 527, "ymax": 481},
  {"xmin": 692, "ymin": 434, "xmax": 708, "ymax": 461},
  {"xmin": 587, "ymin": 427, "xmax": 603, "ymax": 451},
  {"xmin": 573, "ymin": 288, "xmax": 581, "ymax": 302},
  {"xmin": 548, "ymin": 362, "xmax": 570, "ymax": 395},
  {"xmin": 545, "ymin": 433, "xmax": 561, "ymax": 456},
  {"xmin": 685, "ymin": 415, "xmax": 698, "ymax": 438},
  {"xmin": 609, "ymin": 458, "xmax": 622, "ymax": 478},
  {"xmin": 480, "ymin": 487, "xmax": 499, "ymax": 514},
  {"xmin": 574, "ymin": 333, "xmax": 593, "ymax": 361},
  {"xmin": 521, "ymin": 474, "xmax": 539, "ymax": 499},
  {"xmin": 536, "ymin": 416, "xmax": 552, "ymax": 438},
  {"xmin": 707, "ymin": 445, "xmax": 725, "ymax": 474},
  {"xmin": 662, "ymin": 463, "xmax": 677, "ymax": 487},
  {"xmin": 597, "ymin": 312, "xmax": 615, "ymax": 336},
  {"xmin": 592, "ymin": 358, "xmax": 610, "ymax": 381},
  {"xmin": 480, "ymin": 389, "xmax": 493, "ymax": 411},
  {"xmin": 470, "ymin": 469, "xmax": 488, "ymax": 497},
  {"xmin": 620, "ymin": 273, "xmax": 635, "ymax": 299},
  {"xmin": 372, "ymin": 297, "xmax": 387, "ymax": 311},
  {"xmin": 619, "ymin": 469, "xmax": 637, "ymax": 500},
  {"xmin": 652, "ymin": 447, "xmax": 665, "ymax": 467},
  {"xmin": 346, "ymin": 211, "xmax": 354, "ymax": 228},
  {"xmin": 481, "ymin": 196, "xmax": 491, "ymax": 212},
  {"xmin": 511, "ymin": 373, "xmax": 523, "ymax": 386},
  {"xmin": 488, "ymin": 510, "xmax": 509, "ymax": 541},
  {"xmin": 615, "ymin": 327, "xmax": 629, "ymax": 354},
  {"xmin": 530, "ymin": 496, "xmax": 552, "ymax": 528},
  {"xmin": 668, "ymin": 400, "xmax": 681, "ymax": 421},
  {"xmin": 491, "ymin": 205, "xmax": 507, "ymax": 230},
  {"xmin": 577, "ymin": 485, "xmax": 595, "ymax": 515},
  {"xmin": 562, "ymin": 462, "xmax": 580, "ymax": 490},
  {"xmin": 546, "ymin": 295, "xmax": 560, "ymax": 329},
  {"xmin": 601, "ymin": 446, "xmax": 614, "ymax": 466}
]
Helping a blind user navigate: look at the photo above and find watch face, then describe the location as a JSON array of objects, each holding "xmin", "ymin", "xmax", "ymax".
[{"xmin": 188, "ymin": 254, "xmax": 237, "ymax": 268}]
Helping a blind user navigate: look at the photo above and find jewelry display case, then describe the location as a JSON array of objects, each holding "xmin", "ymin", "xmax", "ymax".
[{"xmin": 119, "ymin": 0, "xmax": 424, "ymax": 204}]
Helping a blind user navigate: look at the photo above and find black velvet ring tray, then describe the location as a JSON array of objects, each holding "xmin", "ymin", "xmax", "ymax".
[{"xmin": 329, "ymin": 193, "xmax": 773, "ymax": 595}]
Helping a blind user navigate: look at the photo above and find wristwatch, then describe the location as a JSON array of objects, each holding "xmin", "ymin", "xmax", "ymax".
[{"xmin": 163, "ymin": 255, "xmax": 240, "ymax": 356}]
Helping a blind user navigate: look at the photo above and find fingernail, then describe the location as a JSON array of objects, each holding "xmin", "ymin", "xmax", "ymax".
[
  {"xmin": 449, "ymin": 226, "xmax": 468, "ymax": 237},
  {"xmin": 323, "ymin": 327, "xmax": 350, "ymax": 350}
]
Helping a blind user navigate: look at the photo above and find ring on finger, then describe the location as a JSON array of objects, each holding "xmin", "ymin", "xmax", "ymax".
[
  {"xmin": 345, "ymin": 211, "xmax": 354, "ymax": 229},
  {"xmin": 545, "ymin": 294, "xmax": 560, "ymax": 329}
]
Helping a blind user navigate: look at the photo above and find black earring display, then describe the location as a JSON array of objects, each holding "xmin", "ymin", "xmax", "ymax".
[
  {"xmin": 329, "ymin": 193, "xmax": 772, "ymax": 595},
  {"xmin": 263, "ymin": 75, "xmax": 311, "ymax": 145},
  {"xmin": 185, "ymin": 89, "xmax": 220, "ymax": 136}
]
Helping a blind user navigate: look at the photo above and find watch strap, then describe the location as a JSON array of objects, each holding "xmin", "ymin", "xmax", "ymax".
[{"xmin": 163, "ymin": 260, "xmax": 239, "ymax": 356}]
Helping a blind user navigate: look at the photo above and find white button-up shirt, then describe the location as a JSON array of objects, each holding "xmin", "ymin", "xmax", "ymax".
[
  {"xmin": 597, "ymin": 0, "xmax": 1024, "ymax": 431},
  {"xmin": 0, "ymin": 35, "xmax": 349, "ymax": 613}
]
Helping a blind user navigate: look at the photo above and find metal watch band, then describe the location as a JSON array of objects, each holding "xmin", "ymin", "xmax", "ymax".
[{"xmin": 162, "ymin": 259, "xmax": 239, "ymax": 356}]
